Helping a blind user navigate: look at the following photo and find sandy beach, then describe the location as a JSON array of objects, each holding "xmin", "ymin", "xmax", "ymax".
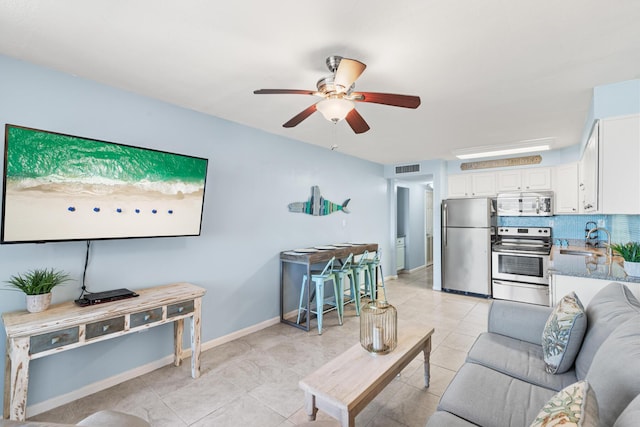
[{"xmin": 2, "ymin": 185, "xmax": 205, "ymax": 242}]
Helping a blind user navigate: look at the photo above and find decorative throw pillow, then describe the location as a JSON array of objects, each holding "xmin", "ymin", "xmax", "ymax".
[
  {"xmin": 530, "ymin": 380, "xmax": 599, "ymax": 427},
  {"xmin": 542, "ymin": 292, "xmax": 587, "ymax": 374}
]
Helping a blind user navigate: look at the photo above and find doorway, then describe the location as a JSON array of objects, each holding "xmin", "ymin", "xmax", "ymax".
[{"xmin": 425, "ymin": 185, "xmax": 434, "ymax": 267}]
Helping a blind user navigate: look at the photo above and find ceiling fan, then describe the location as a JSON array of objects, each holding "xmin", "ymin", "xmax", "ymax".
[{"xmin": 254, "ymin": 55, "xmax": 421, "ymax": 134}]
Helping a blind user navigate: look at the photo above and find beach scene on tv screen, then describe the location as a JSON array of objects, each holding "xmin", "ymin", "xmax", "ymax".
[{"xmin": 2, "ymin": 126, "xmax": 208, "ymax": 243}]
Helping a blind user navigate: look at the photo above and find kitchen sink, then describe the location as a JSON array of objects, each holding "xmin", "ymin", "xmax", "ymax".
[{"xmin": 559, "ymin": 249, "xmax": 604, "ymax": 257}]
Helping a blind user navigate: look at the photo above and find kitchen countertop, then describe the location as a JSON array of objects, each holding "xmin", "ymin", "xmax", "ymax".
[{"xmin": 548, "ymin": 245, "xmax": 640, "ymax": 284}]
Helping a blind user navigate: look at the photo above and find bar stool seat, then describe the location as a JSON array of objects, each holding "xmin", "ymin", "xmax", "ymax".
[
  {"xmin": 331, "ymin": 253, "xmax": 357, "ymax": 318},
  {"xmin": 297, "ymin": 257, "xmax": 341, "ymax": 334},
  {"xmin": 347, "ymin": 250, "xmax": 373, "ymax": 315}
]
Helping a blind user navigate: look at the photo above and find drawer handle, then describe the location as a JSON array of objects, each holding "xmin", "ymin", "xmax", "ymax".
[
  {"xmin": 177, "ymin": 306, "xmax": 184, "ymax": 313},
  {"xmin": 144, "ymin": 314, "xmax": 151, "ymax": 321},
  {"xmin": 102, "ymin": 325, "xmax": 110, "ymax": 332},
  {"xmin": 51, "ymin": 336, "xmax": 60, "ymax": 345}
]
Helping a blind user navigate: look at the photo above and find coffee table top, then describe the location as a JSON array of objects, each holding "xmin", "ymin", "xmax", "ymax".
[{"xmin": 299, "ymin": 324, "xmax": 434, "ymax": 412}]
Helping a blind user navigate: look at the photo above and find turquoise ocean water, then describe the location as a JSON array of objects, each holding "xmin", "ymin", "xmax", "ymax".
[{"xmin": 5, "ymin": 126, "xmax": 207, "ymax": 195}]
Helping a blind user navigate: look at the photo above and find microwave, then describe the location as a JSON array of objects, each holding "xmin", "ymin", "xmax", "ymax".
[{"xmin": 497, "ymin": 191, "xmax": 554, "ymax": 216}]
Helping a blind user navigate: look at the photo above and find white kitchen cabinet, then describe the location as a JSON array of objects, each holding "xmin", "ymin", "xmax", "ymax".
[
  {"xmin": 579, "ymin": 122, "xmax": 599, "ymax": 213},
  {"xmin": 578, "ymin": 114, "xmax": 640, "ymax": 214},
  {"xmin": 599, "ymin": 114, "xmax": 640, "ymax": 214},
  {"xmin": 553, "ymin": 163, "xmax": 579, "ymax": 214},
  {"xmin": 447, "ymin": 172, "xmax": 496, "ymax": 197},
  {"xmin": 551, "ymin": 274, "xmax": 640, "ymax": 307},
  {"xmin": 496, "ymin": 168, "xmax": 552, "ymax": 192}
]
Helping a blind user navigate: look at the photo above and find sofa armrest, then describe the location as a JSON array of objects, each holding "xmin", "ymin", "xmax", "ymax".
[{"xmin": 487, "ymin": 300, "xmax": 553, "ymax": 345}]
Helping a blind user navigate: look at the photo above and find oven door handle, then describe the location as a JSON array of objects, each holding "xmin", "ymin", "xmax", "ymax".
[
  {"xmin": 493, "ymin": 280, "xmax": 548, "ymax": 289},
  {"xmin": 493, "ymin": 248, "xmax": 549, "ymax": 255}
]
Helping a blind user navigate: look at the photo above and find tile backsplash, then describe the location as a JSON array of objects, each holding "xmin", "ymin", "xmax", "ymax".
[{"xmin": 498, "ymin": 215, "xmax": 640, "ymax": 243}]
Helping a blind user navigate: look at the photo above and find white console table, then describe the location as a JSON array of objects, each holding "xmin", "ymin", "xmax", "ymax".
[{"xmin": 2, "ymin": 282, "xmax": 206, "ymax": 421}]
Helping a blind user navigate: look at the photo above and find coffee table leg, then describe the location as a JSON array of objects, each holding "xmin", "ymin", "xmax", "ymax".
[
  {"xmin": 423, "ymin": 335, "xmax": 432, "ymax": 388},
  {"xmin": 304, "ymin": 391, "xmax": 318, "ymax": 421},
  {"xmin": 340, "ymin": 410, "xmax": 355, "ymax": 427}
]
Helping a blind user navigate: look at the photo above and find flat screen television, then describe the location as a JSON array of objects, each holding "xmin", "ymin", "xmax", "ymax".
[{"xmin": 2, "ymin": 124, "xmax": 208, "ymax": 244}]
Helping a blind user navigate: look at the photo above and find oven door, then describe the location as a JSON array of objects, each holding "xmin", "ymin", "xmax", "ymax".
[
  {"xmin": 492, "ymin": 279, "xmax": 550, "ymax": 306},
  {"xmin": 491, "ymin": 250, "xmax": 549, "ymax": 285}
]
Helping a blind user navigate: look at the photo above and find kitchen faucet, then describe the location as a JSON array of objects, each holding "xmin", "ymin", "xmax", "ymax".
[{"xmin": 587, "ymin": 227, "xmax": 612, "ymax": 259}]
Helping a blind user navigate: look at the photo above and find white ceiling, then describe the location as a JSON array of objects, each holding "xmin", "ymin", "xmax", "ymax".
[{"xmin": 1, "ymin": 1, "xmax": 640, "ymax": 164}]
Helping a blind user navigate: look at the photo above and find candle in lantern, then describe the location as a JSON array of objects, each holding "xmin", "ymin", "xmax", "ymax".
[{"xmin": 372, "ymin": 325, "xmax": 384, "ymax": 351}]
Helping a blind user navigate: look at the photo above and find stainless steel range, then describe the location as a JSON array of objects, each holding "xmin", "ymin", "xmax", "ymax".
[{"xmin": 491, "ymin": 227, "xmax": 552, "ymax": 306}]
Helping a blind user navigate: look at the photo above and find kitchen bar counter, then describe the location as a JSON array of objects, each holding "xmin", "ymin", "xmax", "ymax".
[
  {"xmin": 280, "ymin": 243, "xmax": 378, "ymax": 332},
  {"xmin": 548, "ymin": 245, "xmax": 640, "ymax": 284}
]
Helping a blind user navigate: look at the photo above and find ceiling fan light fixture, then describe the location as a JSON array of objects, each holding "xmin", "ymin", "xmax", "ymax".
[{"xmin": 316, "ymin": 98, "xmax": 355, "ymax": 123}]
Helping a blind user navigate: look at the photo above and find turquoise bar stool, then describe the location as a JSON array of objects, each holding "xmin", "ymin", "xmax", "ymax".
[
  {"xmin": 332, "ymin": 253, "xmax": 356, "ymax": 318},
  {"xmin": 297, "ymin": 256, "xmax": 341, "ymax": 334},
  {"xmin": 347, "ymin": 250, "xmax": 371, "ymax": 315},
  {"xmin": 364, "ymin": 249, "xmax": 386, "ymax": 302}
]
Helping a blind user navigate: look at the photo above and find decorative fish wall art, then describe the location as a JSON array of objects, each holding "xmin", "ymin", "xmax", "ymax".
[{"xmin": 288, "ymin": 186, "xmax": 350, "ymax": 216}]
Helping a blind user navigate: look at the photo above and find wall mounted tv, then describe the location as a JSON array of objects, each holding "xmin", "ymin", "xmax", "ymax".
[{"xmin": 2, "ymin": 125, "xmax": 208, "ymax": 244}]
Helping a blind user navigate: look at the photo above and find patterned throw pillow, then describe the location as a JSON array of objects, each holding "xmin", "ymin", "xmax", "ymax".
[
  {"xmin": 542, "ymin": 292, "xmax": 587, "ymax": 374},
  {"xmin": 530, "ymin": 380, "xmax": 598, "ymax": 427}
]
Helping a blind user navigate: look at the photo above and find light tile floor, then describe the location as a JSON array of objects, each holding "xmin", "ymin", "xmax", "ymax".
[{"xmin": 30, "ymin": 267, "xmax": 491, "ymax": 426}]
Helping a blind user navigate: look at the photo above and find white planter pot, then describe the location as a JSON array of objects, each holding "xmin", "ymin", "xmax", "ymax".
[
  {"xmin": 26, "ymin": 293, "xmax": 52, "ymax": 313},
  {"xmin": 623, "ymin": 261, "xmax": 640, "ymax": 278}
]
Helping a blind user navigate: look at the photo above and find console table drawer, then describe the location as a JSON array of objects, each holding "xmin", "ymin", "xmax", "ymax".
[
  {"xmin": 130, "ymin": 308, "xmax": 163, "ymax": 327},
  {"xmin": 30, "ymin": 327, "xmax": 79, "ymax": 355},
  {"xmin": 167, "ymin": 300, "xmax": 194, "ymax": 318},
  {"xmin": 86, "ymin": 317, "xmax": 125, "ymax": 340}
]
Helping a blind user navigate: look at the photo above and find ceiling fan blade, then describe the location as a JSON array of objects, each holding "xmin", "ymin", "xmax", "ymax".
[
  {"xmin": 345, "ymin": 109, "xmax": 370, "ymax": 134},
  {"xmin": 352, "ymin": 92, "xmax": 421, "ymax": 109},
  {"xmin": 254, "ymin": 89, "xmax": 316, "ymax": 95},
  {"xmin": 283, "ymin": 104, "xmax": 318, "ymax": 128},
  {"xmin": 334, "ymin": 58, "xmax": 366, "ymax": 92}
]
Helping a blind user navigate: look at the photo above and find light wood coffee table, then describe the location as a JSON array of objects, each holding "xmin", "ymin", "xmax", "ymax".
[{"xmin": 299, "ymin": 325, "xmax": 434, "ymax": 427}]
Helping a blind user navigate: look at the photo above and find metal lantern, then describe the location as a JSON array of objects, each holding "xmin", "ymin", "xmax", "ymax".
[{"xmin": 360, "ymin": 301, "xmax": 397, "ymax": 354}]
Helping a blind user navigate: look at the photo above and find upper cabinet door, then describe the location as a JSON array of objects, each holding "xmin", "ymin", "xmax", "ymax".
[
  {"xmin": 496, "ymin": 168, "xmax": 551, "ymax": 193},
  {"xmin": 600, "ymin": 114, "xmax": 640, "ymax": 214},
  {"xmin": 523, "ymin": 168, "xmax": 552, "ymax": 190},
  {"xmin": 496, "ymin": 170, "xmax": 522, "ymax": 192},
  {"xmin": 471, "ymin": 172, "xmax": 496, "ymax": 196},
  {"xmin": 554, "ymin": 163, "xmax": 579, "ymax": 214}
]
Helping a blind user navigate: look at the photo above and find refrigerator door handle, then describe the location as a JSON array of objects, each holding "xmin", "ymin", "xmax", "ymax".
[{"xmin": 442, "ymin": 202, "xmax": 448, "ymax": 246}]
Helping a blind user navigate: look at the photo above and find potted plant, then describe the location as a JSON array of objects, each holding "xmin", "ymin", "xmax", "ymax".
[
  {"xmin": 609, "ymin": 242, "xmax": 640, "ymax": 277},
  {"xmin": 4, "ymin": 268, "xmax": 71, "ymax": 313}
]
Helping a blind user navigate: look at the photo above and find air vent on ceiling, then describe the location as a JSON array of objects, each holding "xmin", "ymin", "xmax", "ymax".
[{"xmin": 395, "ymin": 164, "xmax": 420, "ymax": 174}]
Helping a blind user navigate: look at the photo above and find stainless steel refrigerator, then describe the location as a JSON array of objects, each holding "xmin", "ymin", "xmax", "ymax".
[{"xmin": 441, "ymin": 198, "xmax": 495, "ymax": 297}]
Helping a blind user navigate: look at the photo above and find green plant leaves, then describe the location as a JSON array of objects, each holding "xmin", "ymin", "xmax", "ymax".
[
  {"xmin": 4, "ymin": 268, "xmax": 71, "ymax": 295},
  {"xmin": 609, "ymin": 242, "xmax": 640, "ymax": 262}
]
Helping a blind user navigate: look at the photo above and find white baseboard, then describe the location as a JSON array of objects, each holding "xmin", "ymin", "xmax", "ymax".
[{"xmin": 26, "ymin": 316, "xmax": 281, "ymax": 417}]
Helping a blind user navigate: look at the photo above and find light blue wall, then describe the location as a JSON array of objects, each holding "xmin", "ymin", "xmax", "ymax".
[
  {"xmin": 0, "ymin": 55, "xmax": 391, "ymax": 407},
  {"xmin": 579, "ymin": 79, "xmax": 640, "ymax": 152}
]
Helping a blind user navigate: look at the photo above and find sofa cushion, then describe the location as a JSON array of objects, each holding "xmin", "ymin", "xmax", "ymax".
[
  {"xmin": 529, "ymin": 380, "xmax": 598, "ymax": 427},
  {"xmin": 584, "ymin": 316, "xmax": 640, "ymax": 427},
  {"xmin": 542, "ymin": 292, "xmax": 587, "ymax": 374},
  {"xmin": 575, "ymin": 282, "xmax": 640, "ymax": 379},
  {"xmin": 467, "ymin": 332, "xmax": 578, "ymax": 391},
  {"xmin": 438, "ymin": 362, "xmax": 556, "ymax": 426},
  {"xmin": 488, "ymin": 300, "xmax": 553, "ymax": 345},
  {"xmin": 425, "ymin": 410, "xmax": 477, "ymax": 427},
  {"xmin": 614, "ymin": 394, "xmax": 640, "ymax": 427}
]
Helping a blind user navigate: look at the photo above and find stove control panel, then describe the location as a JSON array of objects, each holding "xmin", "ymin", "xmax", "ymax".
[{"xmin": 497, "ymin": 227, "xmax": 551, "ymax": 237}]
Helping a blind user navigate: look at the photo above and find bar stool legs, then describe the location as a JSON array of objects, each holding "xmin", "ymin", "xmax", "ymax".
[{"xmin": 296, "ymin": 257, "xmax": 341, "ymax": 334}]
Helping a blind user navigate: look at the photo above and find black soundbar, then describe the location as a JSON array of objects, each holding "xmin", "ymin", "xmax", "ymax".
[{"xmin": 75, "ymin": 288, "xmax": 139, "ymax": 307}]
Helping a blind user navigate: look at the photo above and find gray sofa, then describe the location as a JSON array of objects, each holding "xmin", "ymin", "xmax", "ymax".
[{"xmin": 426, "ymin": 282, "xmax": 640, "ymax": 427}]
